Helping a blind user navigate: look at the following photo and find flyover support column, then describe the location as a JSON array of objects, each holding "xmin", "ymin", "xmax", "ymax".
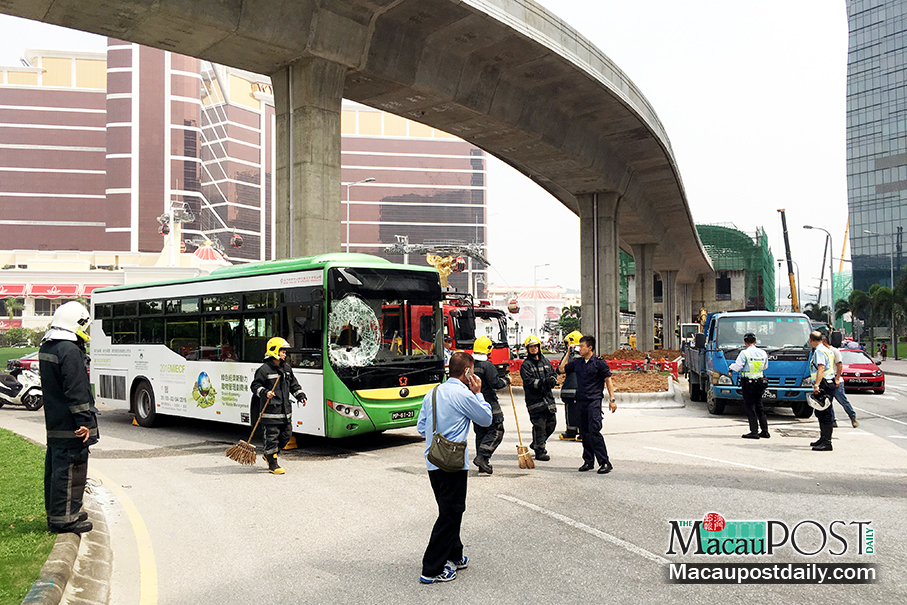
[
  {"xmin": 678, "ymin": 283, "xmax": 693, "ymax": 327},
  {"xmin": 632, "ymin": 244, "xmax": 656, "ymax": 352},
  {"xmin": 578, "ymin": 192, "xmax": 621, "ymax": 353},
  {"xmin": 661, "ymin": 270, "xmax": 678, "ymax": 350},
  {"xmin": 272, "ymin": 57, "xmax": 347, "ymax": 259}
]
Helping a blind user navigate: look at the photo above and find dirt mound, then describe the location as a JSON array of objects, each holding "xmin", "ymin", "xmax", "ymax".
[
  {"xmin": 508, "ymin": 369, "xmax": 667, "ymax": 392},
  {"xmin": 599, "ymin": 349, "xmax": 682, "ymax": 360}
]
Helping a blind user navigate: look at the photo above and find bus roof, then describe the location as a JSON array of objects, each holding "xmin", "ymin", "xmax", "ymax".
[{"xmin": 93, "ymin": 252, "xmax": 437, "ymax": 295}]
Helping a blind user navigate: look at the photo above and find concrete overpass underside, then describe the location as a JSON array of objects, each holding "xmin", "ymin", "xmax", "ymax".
[{"xmin": 3, "ymin": 0, "xmax": 713, "ymax": 351}]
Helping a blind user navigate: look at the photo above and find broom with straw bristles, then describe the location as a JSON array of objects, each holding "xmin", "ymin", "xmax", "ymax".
[
  {"xmin": 508, "ymin": 383, "xmax": 535, "ymax": 469},
  {"xmin": 225, "ymin": 375, "xmax": 280, "ymax": 465}
]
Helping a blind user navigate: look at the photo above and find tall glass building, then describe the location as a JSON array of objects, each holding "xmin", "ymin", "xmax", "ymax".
[{"xmin": 846, "ymin": 0, "xmax": 907, "ymax": 291}]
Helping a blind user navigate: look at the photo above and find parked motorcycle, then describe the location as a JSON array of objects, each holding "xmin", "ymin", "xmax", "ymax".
[{"xmin": 0, "ymin": 360, "xmax": 43, "ymax": 411}]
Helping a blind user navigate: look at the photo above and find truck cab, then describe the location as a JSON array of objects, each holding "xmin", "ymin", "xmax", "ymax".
[
  {"xmin": 443, "ymin": 294, "xmax": 510, "ymax": 376},
  {"xmin": 683, "ymin": 311, "xmax": 814, "ymax": 418}
]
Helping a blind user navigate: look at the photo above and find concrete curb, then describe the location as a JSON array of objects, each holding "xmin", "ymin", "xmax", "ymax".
[{"xmin": 21, "ymin": 490, "xmax": 111, "ymax": 605}]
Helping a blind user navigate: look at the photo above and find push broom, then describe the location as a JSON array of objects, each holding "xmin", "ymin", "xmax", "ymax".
[
  {"xmin": 508, "ymin": 383, "xmax": 535, "ymax": 469},
  {"xmin": 225, "ymin": 375, "xmax": 280, "ymax": 465}
]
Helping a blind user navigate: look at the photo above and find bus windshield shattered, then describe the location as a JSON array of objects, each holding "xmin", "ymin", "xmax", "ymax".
[{"xmin": 326, "ymin": 267, "xmax": 443, "ymax": 373}]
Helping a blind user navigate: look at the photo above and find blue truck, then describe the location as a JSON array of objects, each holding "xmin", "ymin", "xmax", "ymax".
[{"xmin": 682, "ymin": 311, "xmax": 814, "ymax": 418}]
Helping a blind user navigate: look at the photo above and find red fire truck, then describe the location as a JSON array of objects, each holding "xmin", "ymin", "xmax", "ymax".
[{"xmin": 443, "ymin": 293, "xmax": 510, "ymax": 375}]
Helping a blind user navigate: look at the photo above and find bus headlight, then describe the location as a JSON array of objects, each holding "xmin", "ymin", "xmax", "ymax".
[{"xmin": 327, "ymin": 400, "xmax": 370, "ymax": 421}]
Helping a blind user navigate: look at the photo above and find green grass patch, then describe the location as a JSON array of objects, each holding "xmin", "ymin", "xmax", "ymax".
[
  {"xmin": 0, "ymin": 428, "xmax": 55, "ymax": 605},
  {"xmin": 0, "ymin": 347, "xmax": 37, "ymax": 370}
]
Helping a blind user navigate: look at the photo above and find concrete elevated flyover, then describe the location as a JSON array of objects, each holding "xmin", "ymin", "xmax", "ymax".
[{"xmin": 2, "ymin": 0, "xmax": 712, "ymax": 351}]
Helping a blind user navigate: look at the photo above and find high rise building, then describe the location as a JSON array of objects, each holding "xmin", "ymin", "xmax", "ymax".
[{"xmin": 846, "ymin": 0, "xmax": 907, "ymax": 291}]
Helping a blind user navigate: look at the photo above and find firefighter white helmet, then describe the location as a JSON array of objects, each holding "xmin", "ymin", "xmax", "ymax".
[{"xmin": 51, "ymin": 301, "xmax": 92, "ymax": 342}]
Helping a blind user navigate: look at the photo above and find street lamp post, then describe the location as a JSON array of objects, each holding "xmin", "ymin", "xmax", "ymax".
[
  {"xmin": 804, "ymin": 225, "xmax": 834, "ymax": 326},
  {"xmin": 864, "ymin": 229, "xmax": 897, "ymax": 359},
  {"xmin": 343, "ymin": 177, "xmax": 376, "ymax": 252},
  {"xmin": 533, "ymin": 263, "xmax": 549, "ymax": 337}
]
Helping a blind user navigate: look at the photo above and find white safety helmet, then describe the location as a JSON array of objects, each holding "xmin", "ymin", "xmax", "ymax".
[
  {"xmin": 51, "ymin": 301, "xmax": 92, "ymax": 342},
  {"xmin": 806, "ymin": 391, "xmax": 831, "ymax": 411}
]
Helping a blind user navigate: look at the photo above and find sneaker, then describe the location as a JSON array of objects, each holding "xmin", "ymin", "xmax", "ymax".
[
  {"xmin": 450, "ymin": 556, "xmax": 468, "ymax": 570},
  {"xmin": 851, "ymin": 417, "xmax": 859, "ymax": 428},
  {"xmin": 419, "ymin": 568, "xmax": 457, "ymax": 584}
]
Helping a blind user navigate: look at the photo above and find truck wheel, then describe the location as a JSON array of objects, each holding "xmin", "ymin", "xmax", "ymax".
[
  {"xmin": 133, "ymin": 380, "xmax": 158, "ymax": 427},
  {"xmin": 791, "ymin": 401, "xmax": 813, "ymax": 419},
  {"xmin": 707, "ymin": 393, "xmax": 726, "ymax": 415}
]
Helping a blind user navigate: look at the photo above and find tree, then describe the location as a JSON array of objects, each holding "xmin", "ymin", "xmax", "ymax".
[
  {"xmin": 803, "ymin": 302, "xmax": 831, "ymax": 322},
  {"xmin": 558, "ymin": 305, "xmax": 581, "ymax": 336},
  {"xmin": 867, "ymin": 285, "xmax": 893, "ymax": 355},
  {"xmin": 4, "ymin": 296, "xmax": 22, "ymax": 322}
]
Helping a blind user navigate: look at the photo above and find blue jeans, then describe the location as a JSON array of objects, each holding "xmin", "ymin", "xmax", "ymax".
[{"xmin": 830, "ymin": 382, "xmax": 856, "ymax": 421}]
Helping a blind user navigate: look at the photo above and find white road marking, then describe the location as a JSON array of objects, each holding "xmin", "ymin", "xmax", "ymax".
[
  {"xmin": 851, "ymin": 407, "xmax": 907, "ymax": 427},
  {"xmin": 644, "ymin": 447, "xmax": 812, "ymax": 480},
  {"xmin": 889, "ymin": 435, "xmax": 907, "ymax": 439},
  {"xmin": 496, "ymin": 494, "xmax": 669, "ymax": 564},
  {"xmin": 866, "ymin": 395, "xmax": 898, "ymax": 400}
]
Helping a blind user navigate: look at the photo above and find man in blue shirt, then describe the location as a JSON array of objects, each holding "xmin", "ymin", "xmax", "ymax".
[
  {"xmin": 558, "ymin": 335, "xmax": 617, "ymax": 474},
  {"xmin": 417, "ymin": 351, "xmax": 492, "ymax": 584}
]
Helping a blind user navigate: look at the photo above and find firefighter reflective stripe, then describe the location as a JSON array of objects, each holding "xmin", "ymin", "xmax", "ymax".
[
  {"xmin": 69, "ymin": 402, "xmax": 91, "ymax": 414},
  {"xmin": 47, "ymin": 428, "xmax": 98, "ymax": 439},
  {"xmin": 39, "ymin": 352, "xmax": 60, "ymax": 364},
  {"xmin": 741, "ymin": 347, "xmax": 767, "ymax": 378}
]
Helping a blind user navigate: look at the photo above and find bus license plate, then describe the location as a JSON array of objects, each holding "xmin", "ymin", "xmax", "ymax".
[
  {"xmin": 392, "ymin": 410, "xmax": 415, "ymax": 420},
  {"xmin": 763, "ymin": 390, "xmax": 776, "ymax": 399}
]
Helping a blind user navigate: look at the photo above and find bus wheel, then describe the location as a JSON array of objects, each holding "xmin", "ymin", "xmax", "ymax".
[
  {"xmin": 791, "ymin": 401, "xmax": 813, "ymax": 419},
  {"xmin": 134, "ymin": 381, "xmax": 158, "ymax": 427}
]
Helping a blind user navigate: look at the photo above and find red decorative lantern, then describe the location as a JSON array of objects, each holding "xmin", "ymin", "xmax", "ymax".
[
  {"xmin": 507, "ymin": 299, "xmax": 520, "ymax": 314},
  {"xmin": 231, "ymin": 234, "xmax": 244, "ymax": 248},
  {"xmin": 180, "ymin": 240, "xmax": 187, "ymax": 253},
  {"xmin": 159, "ymin": 224, "xmax": 170, "ymax": 235}
]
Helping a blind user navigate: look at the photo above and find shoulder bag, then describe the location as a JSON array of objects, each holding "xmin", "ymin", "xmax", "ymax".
[{"xmin": 426, "ymin": 387, "xmax": 467, "ymax": 472}]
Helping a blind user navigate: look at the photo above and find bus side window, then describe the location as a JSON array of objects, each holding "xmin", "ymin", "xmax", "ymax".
[
  {"xmin": 242, "ymin": 314, "xmax": 279, "ymax": 362},
  {"xmin": 287, "ymin": 304, "xmax": 323, "ymax": 368}
]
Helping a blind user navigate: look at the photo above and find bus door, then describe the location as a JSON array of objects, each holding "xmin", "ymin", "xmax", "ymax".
[{"xmin": 283, "ymin": 287, "xmax": 326, "ymax": 437}]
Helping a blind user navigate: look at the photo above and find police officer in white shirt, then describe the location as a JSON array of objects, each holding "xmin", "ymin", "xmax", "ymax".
[
  {"xmin": 808, "ymin": 331, "xmax": 837, "ymax": 451},
  {"xmin": 729, "ymin": 332, "xmax": 770, "ymax": 439}
]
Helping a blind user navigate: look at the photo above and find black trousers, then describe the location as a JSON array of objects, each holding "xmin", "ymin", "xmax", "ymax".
[
  {"xmin": 263, "ymin": 423, "xmax": 292, "ymax": 455},
  {"xmin": 562, "ymin": 395, "xmax": 580, "ymax": 436},
  {"xmin": 815, "ymin": 380, "xmax": 836, "ymax": 430},
  {"xmin": 45, "ymin": 444, "xmax": 89, "ymax": 529},
  {"xmin": 474, "ymin": 411, "xmax": 505, "ymax": 461},
  {"xmin": 577, "ymin": 400, "xmax": 609, "ymax": 465},
  {"xmin": 529, "ymin": 409, "xmax": 556, "ymax": 453},
  {"xmin": 422, "ymin": 470, "xmax": 468, "ymax": 577},
  {"xmin": 741, "ymin": 379, "xmax": 768, "ymax": 432}
]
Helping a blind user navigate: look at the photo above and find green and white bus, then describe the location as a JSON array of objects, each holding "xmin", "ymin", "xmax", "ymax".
[{"xmin": 90, "ymin": 253, "xmax": 445, "ymax": 438}]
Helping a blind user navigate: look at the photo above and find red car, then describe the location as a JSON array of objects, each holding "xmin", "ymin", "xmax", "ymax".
[
  {"xmin": 840, "ymin": 349, "xmax": 885, "ymax": 394},
  {"xmin": 7, "ymin": 351, "xmax": 39, "ymax": 372}
]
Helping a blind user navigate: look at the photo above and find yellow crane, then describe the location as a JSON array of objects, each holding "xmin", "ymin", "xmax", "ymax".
[{"xmin": 777, "ymin": 209, "xmax": 799, "ymax": 312}]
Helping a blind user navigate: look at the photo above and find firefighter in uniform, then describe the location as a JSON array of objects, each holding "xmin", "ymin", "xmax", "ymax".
[
  {"xmin": 808, "ymin": 331, "xmax": 837, "ymax": 451},
  {"xmin": 519, "ymin": 335, "xmax": 557, "ymax": 461},
  {"xmin": 40, "ymin": 301, "xmax": 97, "ymax": 534},
  {"xmin": 729, "ymin": 332, "xmax": 770, "ymax": 439},
  {"xmin": 250, "ymin": 337, "xmax": 307, "ymax": 474},
  {"xmin": 471, "ymin": 336, "xmax": 509, "ymax": 474},
  {"xmin": 558, "ymin": 330, "xmax": 583, "ymax": 441}
]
